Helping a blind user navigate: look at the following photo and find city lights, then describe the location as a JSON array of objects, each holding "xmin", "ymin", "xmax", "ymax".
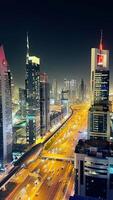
[{"xmin": 0, "ymin": 2, "xmax": 113, "ymax": 200}]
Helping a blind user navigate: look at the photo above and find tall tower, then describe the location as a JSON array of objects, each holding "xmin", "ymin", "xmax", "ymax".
[
  {"xmin": 40, "ymin": 73, "xmax": 50, "ymax": 136},
  {"xmin": 79, "ymin": 78, "xmax": 86, "ymax": 102},
  {"xmin": 25, "ymin": 33, "xmax": 40, "ymax": 144},
  {"xmin": 52, "ymin": 79, "xmax": 58, "ymax": 103},
  {"xmin": 88, "ymin": 32, "xmax": 110, "ymax": 140},
  {"xmin": 74, "ymin": 35, "xmax": 113, "ymax": 200},
  {"xmin": 0, "ymin": 45, "xmax": 12, "ymax": 167},
  {"xmin": 19, "ymin": 88, "xmax": 26, "ymax": 118}
]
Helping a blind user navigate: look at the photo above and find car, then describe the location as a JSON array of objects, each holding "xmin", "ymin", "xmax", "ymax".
[
  {"xmin": 35, "ymin": 192, "xmax": 39, "ymax": 197},
  {"xmin": 35, "ymin": 180, "xmax": 38, "ymax": 185},
  {"xmin": 47, "ymin": 176, "xmax": 51, "ymax": 181},
  {"xmin": 47, "ymin": 182, "xmax": 51, "ymax": 187}
]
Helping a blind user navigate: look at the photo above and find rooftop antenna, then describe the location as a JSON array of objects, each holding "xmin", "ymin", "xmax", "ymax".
[
  {"xmin": 26, "ymin": 32, "xmax": 29, "ymax": 64},
  {"xmin": 99, "ymin": 29, "xmax": 103, "ymax": 51}
]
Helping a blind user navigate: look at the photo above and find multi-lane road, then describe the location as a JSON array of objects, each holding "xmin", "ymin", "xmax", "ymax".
[{"xmin": 2, "ymin": 104, "xmax": 88, "ymax": 200}]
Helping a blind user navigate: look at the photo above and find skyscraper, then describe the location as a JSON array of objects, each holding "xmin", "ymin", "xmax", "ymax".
[
  {"xmin": 61, "ymin": 89, "xmax": 69, "ymax": 114},
  {"xmin": 52, "ymin": 79, "xmax": 58, "ymax": 103},
  {"xmin": 88, "ymin": 33, "xmax": 110, "ymax": 140},
  {"xmin": 19, "ymin": 88, "xmax": 26, "ymax": 118},
  {"xmin": 64, "ymin": 79, "xmax": 77, "ymax": 103},
  {"xmin": 0, "ymin": 45, "xmax": 12, "ymax": 168},
  {"xmin": 74, "ymin": 34, "xmax": 113, "ymax": 200},
  {"xmin": 40, "ymin": 73, "xmax": 50, "ymax": 135},
  {"xmin": 79, "ymin": 78, "xmax": 86, "ymax": 102},
  {"xmin": 25, "ymin": 33, "xmax": 40, "ymax": 144}
]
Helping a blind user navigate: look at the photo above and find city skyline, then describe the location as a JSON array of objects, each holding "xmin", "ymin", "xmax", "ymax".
[
  {"xmin": 1, "ymin": 1, "xmax": 113, "ymax": 87},
  {"xmin": 1, "ymin": 1, "xmax": 113, "ymax": 199}
]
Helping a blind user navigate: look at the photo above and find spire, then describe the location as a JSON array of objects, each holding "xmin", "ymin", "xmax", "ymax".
[
  {"xmin": 99, "ymin": 29, "xmax": 103, "ymax": 51},
  {"xmin": 26, "ymin": 32, "xmax": 29, "ymax": 64}
]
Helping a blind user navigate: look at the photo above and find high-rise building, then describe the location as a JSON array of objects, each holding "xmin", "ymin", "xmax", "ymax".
[
  {"xmin": 25, "ymin": 33, "xmax": 40, "ymax": 144},
  {"xmin": 74, "ymin": 34, "xmax": 113, "ymax": 200},
  {"xmin": 52, "ymin": 79, "xmax": 58, "ymax": 103},
  {"xmin": 19, "ymin": 88, "xmax": 26, "ymax": 118},
  {"xmin": 75, "ymin": 140, "xmax": 113, "ymax": 200},
  {"xmin": 64, "ymin": 79, "xmax": 77, "ymax": 103},
  {"xmin": 79, "ymin": 79, "xmax": 86, "ymax": 102},
  {"xmin": 88, "ymin": 34, "xmax": 110, "ymax": 140},
  {"xmin": 70, "ymin": 79, "xmax": 77, "ymax": 103},
  {"xmin": 64, "ymin": 79, "xmax": 70, "ymax": 91},
  {"xmin": 61, "ymin": 89, "xmax": 69, "ymax": 114},
  {"xmin": 0, "ymin": 45, "xmax": 13, "ymax": 168},
  {"xmin": 40, "ymin": 73, "xmax": 50, "ymax": 136}
]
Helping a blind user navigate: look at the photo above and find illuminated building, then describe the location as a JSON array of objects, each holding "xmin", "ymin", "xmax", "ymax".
[
  {"xmin": 25, "ymin": 33, "xmax": 40, "ymax": 144},
  {"xmin": 74, "ymin": 34, "xmax": 113, "ymax": 200},
  {"xmin": 52, "ymin": 79, "xmax": 58, "ymax": 103},
  {"xmin": 40, "ymin": 73, "xmax": 50, "ymax": 135},
  {"xmin": 79, "ymin": 79, "xmax": 86, "ymax": 102},
  {"xmin": 64, "ymin": 79, "xmax": 77, "ymax": 103},
  {"xmin": 61, "ymin": 89, "xmax": 69, "ymax": 114},
  {"xmin": 70, "ymin": 79, "xmax": 77, "ymax": 103},
  {"xmin": 75, "ymin": 140, "xmax": 113, "ymax": 200},
  {"xmin": 64, "ymin": 79, "xmax": 70, "ymax": 91},
  {"xmin": 88, "ymin": 32, "xmax": 110, "ymax": 140},
  {"xmin": 19, "ymin": 88, "xmax": 26, "ymax": 118},
  {"xmin": 0, "ymin": 45, "xmax": 13, "ymax": 168}
]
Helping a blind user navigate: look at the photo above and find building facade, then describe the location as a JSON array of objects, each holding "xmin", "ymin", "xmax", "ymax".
[
  {"xmin": 74, "ymin": 36, "xmax": 112, "ymax": 200},
  {"xmin": 25, "ymin": 34, "xmax": 40, "ymax": 144},
  {"xmin": 0, "ymin": 46, "xmax": 13, "ymax": 168},
  {"xmin": 79, "ymin": 79, "xmax": 86, "ymax": 103},
  {"xmin": 40, "ymin": 73, "xmax": 50, "ymax": 135},
  {"xmin": 88, "ymin": 39, "xmax": 110, "ymax": 140},
  {"xmin": 19, "ymin": 88, "xmax": 26, "ymax": 118},
  {"xmin": 75, "ymin": 140, "xmax": 113, "ymax": 200},
  {"xmin": 61, "ymin": 89, "xmax": 69, "ymax": 115},
  {"xmin": 52, "ymin": 79, "xmax": 58, "ymax": 103}
]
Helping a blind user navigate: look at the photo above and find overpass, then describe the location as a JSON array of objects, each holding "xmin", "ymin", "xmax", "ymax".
[{"xmin": 40, "ymin": 155, "xmax": 74, "ymax": 163}]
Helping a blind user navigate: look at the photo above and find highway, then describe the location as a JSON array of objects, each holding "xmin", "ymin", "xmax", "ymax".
[{"xmin": 1, "ymin": 104, "xmax": 88, "ymax": 200}]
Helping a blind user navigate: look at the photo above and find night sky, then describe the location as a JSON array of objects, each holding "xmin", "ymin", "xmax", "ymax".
[{"xmin": 0, "ymin": 0, "xmax": 113, "ymax": 88}]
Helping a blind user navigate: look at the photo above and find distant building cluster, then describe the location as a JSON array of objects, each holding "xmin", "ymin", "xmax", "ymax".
[{"xmin": 0, "ymin": 34, "xmax": 72, "ymax": 169}]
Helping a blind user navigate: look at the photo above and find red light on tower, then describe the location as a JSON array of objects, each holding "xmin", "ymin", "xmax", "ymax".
[
  {"xmin": 99, "ymin": 30, "xmax": 103, "ymax": 51},
  {"xmin": 99, "ymin": 42, "xmax": 103, "ymax": 51}
]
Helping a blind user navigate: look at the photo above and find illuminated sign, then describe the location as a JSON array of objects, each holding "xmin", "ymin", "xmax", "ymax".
[{"xmin": 97, "ymin": 54, "xmax": 104, "ymax": 65}]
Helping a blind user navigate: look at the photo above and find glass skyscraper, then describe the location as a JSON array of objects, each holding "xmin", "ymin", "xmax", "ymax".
[
  {"xmin": 74, "ymin": 35, "xmax": 113, "ymax": 200},
  {"xmin": 0, "ymin": 45, "xmax": 12, "ymax": 168},
  {"xmin": 25, "ymin": 34, "xmax": 40, "ymax": 144},
  {"xmin": 40, "ymin": 73, "xmax": 50, "ymax": 136},
  {"xmin": 88, "ymin": 38, "xmax": 110, "ymax": 140}
]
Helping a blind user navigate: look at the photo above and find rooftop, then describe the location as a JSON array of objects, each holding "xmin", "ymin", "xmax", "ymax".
[
  {"xmin": 69, "ymin": 195, "xmax": 98, "ymax": 200},
  {"xmin": 75, "ymin": 139, "xmax": 113, "ymax": 158},
  {"xmin": 28, "ymin": 56, "xmax": 40, "ymax": 65}
]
